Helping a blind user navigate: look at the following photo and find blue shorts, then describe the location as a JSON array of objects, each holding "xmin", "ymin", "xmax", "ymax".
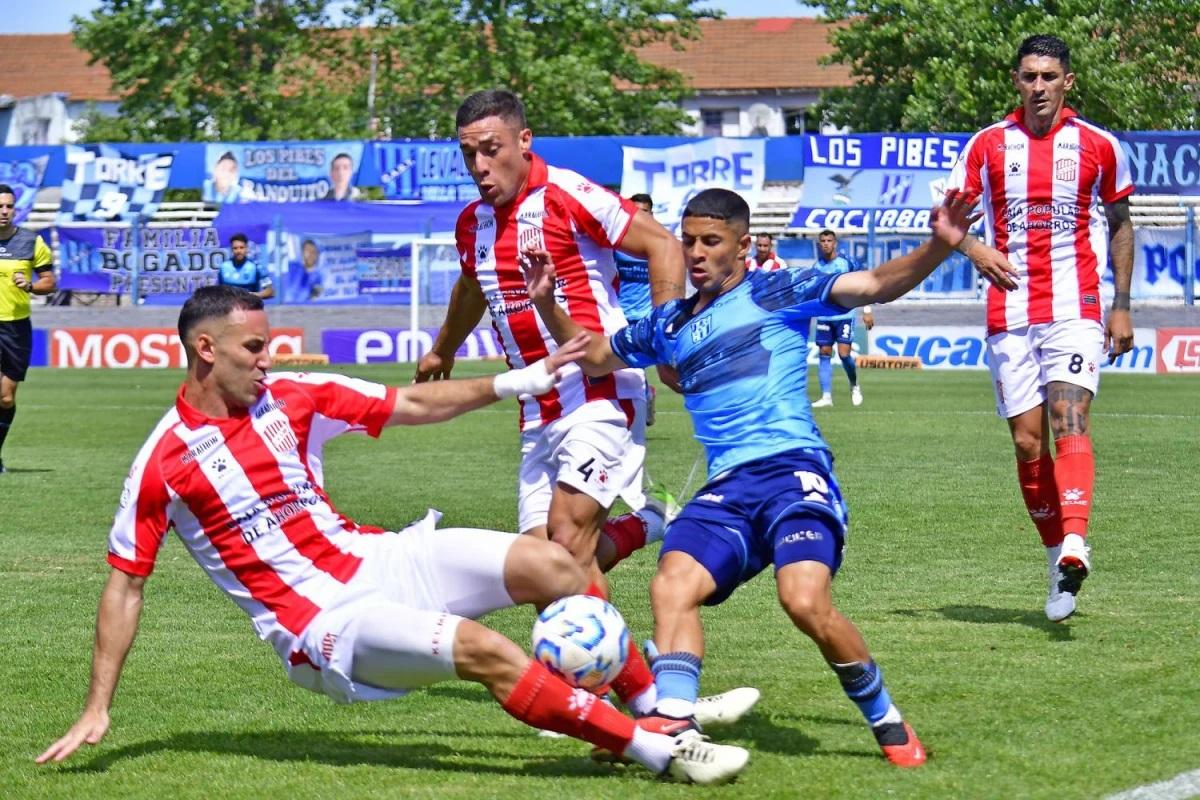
[
  {"xmin": 661, "ymin": 448, "xmax": 848, "ymax": 606},
  {"xmin": 815, "ymin": 318, "xmax": 854, "ymax": 347}
]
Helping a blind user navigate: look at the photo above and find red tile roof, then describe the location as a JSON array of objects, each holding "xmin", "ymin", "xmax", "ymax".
[{"xmin": 0, "ymin": 19, "xmax": 852, "ymax": 104}]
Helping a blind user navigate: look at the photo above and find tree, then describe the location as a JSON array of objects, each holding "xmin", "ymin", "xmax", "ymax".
[
  {"xmin": 73, "ymin": 0, "xmax": 363, "ymax": 142},
  {"xmin": 346, "ymin": 0, "xmax": 714, "ymax": 137},
  {"xmin": 818, "ymin": 0, "xmax": 1200, "ymax": 132}
]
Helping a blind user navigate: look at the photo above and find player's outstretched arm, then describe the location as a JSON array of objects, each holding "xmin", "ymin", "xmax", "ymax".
[
  {"xmin": 617, "ymin": 208, "xmax": 686, "ymax": 306},
  {"xmin": 37, "ymin": 569, "xmax": 146, "ymax": 765},
  {"xmin": 829, "ymin": 189, "xmax": 982, "ymax": 308},
  {"xmin": 520, "ymin": 245, "xmax": 631, "ymax": 376},
  {"xmin": 413, "ymin": 274, "xmax": 488, "ymax": 383},
  {"xmin": 388, "ymin": 332, "xmax": 589, "ymax": 426},
  {"xmin": 957, "ymin": 234, "xmax": 1019, "ymax": 291},
  {"xmin": 1104, "ymin": 197, "xmax": 1135, "ymax": 361}
]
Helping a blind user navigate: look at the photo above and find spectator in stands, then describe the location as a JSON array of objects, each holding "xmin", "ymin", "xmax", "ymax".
[
  {"xmin": 204, "ymin": 152, "xmax": 246, "ymax": 205},
  {"xmin": 0, "ymin": 184, "xmax": 55, "ymax": 474},
  {"xmin": 746, "ymin": 233, "xmax": 787, "ymax": 271},
  {"xmin": 324, "ymin": 153, "xmax": 360, "ymax": 201},
  {"xmin": 217, "ymin": 233, "xmax": 273, "ymax": 300},
  {"xmin": 811, "ymin": 230, "xmax": 872, "ymax": 408},
  {"xmin": 946, "ymin": 33, "xmax": 1135, "ymax": 622}
]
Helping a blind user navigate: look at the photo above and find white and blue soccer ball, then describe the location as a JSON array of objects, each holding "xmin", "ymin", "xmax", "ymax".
[{"xmin": 532, "ymin": 594, "xmax": 630, "ymax": 691}]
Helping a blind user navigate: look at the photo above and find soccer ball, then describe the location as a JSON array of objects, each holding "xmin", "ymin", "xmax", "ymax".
[{"xmin": 532, "ymin": 595, "xmax": 630, "ymax": 691}]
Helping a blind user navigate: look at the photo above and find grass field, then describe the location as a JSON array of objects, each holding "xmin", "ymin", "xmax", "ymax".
[{"xmin": 2, "ymin": 364, "xmax": 1198, "ymax": 799}]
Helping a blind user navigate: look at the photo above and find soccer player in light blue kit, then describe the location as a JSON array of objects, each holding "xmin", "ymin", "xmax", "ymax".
[
  {"xmin": 523, "ymin": 187, "xmax": 981, "ymax": 768},
  {"xmin": 811, "ymin": 229, "xmax": 873, "ymax": 407}
]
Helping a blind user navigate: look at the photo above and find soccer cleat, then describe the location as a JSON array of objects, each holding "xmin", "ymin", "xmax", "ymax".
[
  {"xmin": 1047, "ymin": 534, "xmax": 1091, "ymax": 622},
  {"xmin": 591, "ymin": 714, "xmax": 699, "ymax": 764},
  {"xmin": 812, "ymin": 394, "xmax": 833, "ymax": 408},
  {"xmin": 693, "ymin": 687, "xmax": 760, "ymax": 728},
  {"xmin": 665, "ymin": 730, "xmax": 750, "ymax": 785},
  {"xmin": 851, "ymin": 385, "xmax": 864, "ymax": 406},
  {"xmin": 873, "ymin": 721, "xmax": 926, "ymax": 768},
  {"xmin": 643, "ymin": 486, "xmax": 681, "ymax": 543}
]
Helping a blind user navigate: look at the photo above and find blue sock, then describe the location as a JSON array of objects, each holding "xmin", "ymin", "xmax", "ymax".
[
  {"xmin": 818, "ymin": 357, "xmax": 833, "ymax": 395},
  {"xmin": 842, "ymin": 352, "xmax": 858, "ymax": 387},
  {"xmin": 831, "ymin": 660, "xmax": 894, "ymax": 725},
  {"xmin": 652, "ymin": 651, "xmax": 702, "ymax": 716}
]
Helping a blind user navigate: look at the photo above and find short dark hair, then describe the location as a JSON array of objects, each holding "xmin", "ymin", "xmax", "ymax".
[
  {"xmin": 630, "ymin": 193, "xmax": 653, "ymax": 206},
  {"xmin": 217, "ymin": 151, "xmax": 237, "ymax": 165},
  {"xmin": 682, "ymin": 189, "xmax": 750, "ymax": 232},
  {"xmin": 1015, "ymin": 34, "xmax": 1070, "ymax": 72},
  {"xmin": 0, "ymin": 183, "xmax": 14, "ymax": 197},
  {"xmin": 332, "ymin": 152, "xmax": 353, "ymax": 166},
  {"xmin": 756, "ymin": 232, "xmax": 773, "ymax": 241},
  {"xmin": 178, "ymin": 285, "xmax": 264, "ymax": 346},
  {"xmin": 819, "ymin": 229, "xmax": 837, "ymax": 239},
  {"xmin": 456, "ymin": 89, "xmax": 527, "ymax": 130},
  {"xmin": 230, "ymin": 232, "xmax": 248, "ymax": 245}
]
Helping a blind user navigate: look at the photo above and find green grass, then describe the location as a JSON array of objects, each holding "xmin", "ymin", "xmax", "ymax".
[{"xmin": 2, "ymin": 365, "xmax": 1198, "ymax": 799}]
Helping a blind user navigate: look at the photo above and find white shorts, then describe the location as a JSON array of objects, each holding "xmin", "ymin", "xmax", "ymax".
[
  {"xmin": 986, "ymin": 319, "xmax": 1104, "ymax": 419},
  {"xmin": 286, "ymin": 511, "xmax": 519, "ymax": 704},
  {"xmin": 518, "ymin": 400, "xmax": 645, "ymax": 533}
]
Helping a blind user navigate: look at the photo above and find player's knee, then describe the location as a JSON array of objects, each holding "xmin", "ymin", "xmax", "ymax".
[
  {"xmin": 538, "ymin": 540, "xmax": 589, "ymax": 597},
  {"xmin": 650, "ymin": 564, "xmax": 705, "ymax": 613},
  {"xmin": 0, "ymin": 390, "xmax": 15, "ymax": 408},
  {"xmin": 780, "ymin": 591, "xmax": 830, "ymax": 636},
  {"xmin": 545, "ymin": 520, "xmax": 596, "ymax": 567},
  {"xmin": 1010, "ymin": 428, "xmax": 1042, "ymax": 459}
]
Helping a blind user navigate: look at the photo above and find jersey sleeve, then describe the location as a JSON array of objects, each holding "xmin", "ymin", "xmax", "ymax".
[
  {"xmin": 33, "ymin": 235, "xmax": 53, "ymax": 271},
  {"xmin": 610, "ymin": 302, "xmax": 674, "ymax": 368},
  {"xmin": 107, "ymin": 437, "xmax": 174, "ymax": 577},
  {"xmin": 256, "ymin": 260, "xmax": 273, "ymax": 288},
  {"xmin": 948, "ymin": 132, "xmax": 988, "ymax": 196},
  {"xmin": 273, "ymin": 373, "xmax": 398, "ymax": 438},
  {"xmin": 550, "ymin": 168, "xmax": 638, "ymax": 249},
  {"xmin": 1099, "ymin": 136, "xmax": 1135, "ymax": 203},
  {"xmin": 752, "ymin": 268, "xmax": 849, "ymax": 320}
]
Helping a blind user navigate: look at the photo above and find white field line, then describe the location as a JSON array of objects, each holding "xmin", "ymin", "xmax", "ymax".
[{"xmin": 1104, "ymin": 768, "xmax": 1200, "ymax": 800}]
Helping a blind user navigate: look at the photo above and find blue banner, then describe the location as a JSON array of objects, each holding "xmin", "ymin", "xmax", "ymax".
[
  {"xmin": 375, "ymin": 142, "xmax": 478, "ymax": 202},
  {"xmin": 356, "ymin": 245, "xmax": 412, "ymax": 297},
  {"xmin": 793, "ymin": 134, "xmax": 969, "ymax": 229},
  {"xmin": 203, "ymin": 142, "xmax": 365, "ymax": 203},
  {"xmin": 279, "ymin": 231, "xmax": 372, "ymax": 303},
  {"xmin": 58, "ymin": 145, "xmax": 175, "ymax": 223},
  {"xmin": 0, "ymin": 156, "xmax": 48, "ymax": 225},
  {"xmin": 56, "ymin": 223, "xmax": 268, "ymax": 297},
  {"xmin": 322, "ymin": 326, "xmax": 503, "ymax": 364},
  {"xmin": 1117, "ymin": 132, "xmax": 1200, "ymax": 196}
]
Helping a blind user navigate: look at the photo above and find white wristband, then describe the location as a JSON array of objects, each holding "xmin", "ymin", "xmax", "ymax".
[
  {"xmin": 861, "ymin": 306, "xmax": 873, "ymax": 314},
  {"xmin": 494, "ymin": 362, "xmax": 556, "ymax": 398}
]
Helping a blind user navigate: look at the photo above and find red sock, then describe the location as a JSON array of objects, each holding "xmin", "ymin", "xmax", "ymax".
[
  {"xmin": 1016, "ymin": 453, "xmax": 1063, "ymax": 547},
  {"xmin": 603, "ymin": 514, "xmax": 648, "ymax": 568},
  {"xmin": 1053, "ymin": 435, "xmax": 1094, "ymax": 539},
  {"xmin": 501, "ymin": 660, "xmax": 635, "ymax": 754},
  {"xmin": 585, "ymin": 582, "xmax": 655, "ymax": 703}
]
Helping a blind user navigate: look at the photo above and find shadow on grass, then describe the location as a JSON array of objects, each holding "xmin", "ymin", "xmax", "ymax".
[
  {"xmin": 718, "ymin": 711, "xmax": 877, "ymax": 762},
  {"xmin": 63, "ymin": 728, "xmax": 618, "ymax": 779},
  {"xmin": 2, "ymin": 467, "xmax": 54, "ymax": 474},
  {"xmin": 892, "ymin": 605, "xmax": 1074, "ymax": 640}
]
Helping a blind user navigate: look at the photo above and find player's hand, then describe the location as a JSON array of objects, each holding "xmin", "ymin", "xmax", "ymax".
[
  {"xmin": 542, "ymin": 332, "xmax": 589, "ymax": 378},
  {"xmin": 519, "ymin": 245, "xmax": 557, "ymax": 307},
  {"xmin": 656, "ymin": 364, "xmax": 683, "ymax": 394},
  {"xmin": 12, "ymin": 272, "xmax": 29, "ymax": 290},
  {"xmin": 1104, "ymin": 310, "xmax": 1134, "ymax": 363},
  {"xmin": 413, "ymin": 350, "xmax": 454, "ymax": 383},
  {"xmin": 929, "ymin": 188, "xmax": 983, "ymax": 250},
  {"xmin": 862, "ymin": 310, "xmax": 875, "ymax": 330},
  {"xmin": 36, "ymin": 709, "xmax": 110, "ymax": 764},
  {"xmin": 966, "ymin": 242, "xmax": 1020, "ymax": 292}
]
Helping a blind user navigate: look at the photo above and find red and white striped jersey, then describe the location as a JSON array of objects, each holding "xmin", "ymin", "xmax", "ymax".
[
  {"xmin": 456, "ymin": 153, "xmax": 646, "ymax": 430},
  {"xmin": 948, "ymin": 107, "xmax": 1133, "ymax": 335},
  {"xmin": 747, "ymin": 254, "xmax": 788, "ymax": 272},
  {"xmin": 107, "ymin": 373, "xmax": 397, "ymax": 660}
]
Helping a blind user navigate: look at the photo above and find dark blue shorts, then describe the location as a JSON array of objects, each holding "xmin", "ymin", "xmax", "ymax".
[
  {"xmin": 815, "ymin": 318, "xmax": 854, "ymax": 347},
  {"xmin": 0, "ymin": 318, "xmax": 32, "ymax": 382},
  {"xmin": 660, "ymin": 448, "xmax": 848, "ymax": 606}
]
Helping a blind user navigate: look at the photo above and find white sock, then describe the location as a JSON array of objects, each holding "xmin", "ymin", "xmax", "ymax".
[
  {"xmin": 871, "ymin": 703, "xmax": 903, "ymax": 727},
  {"xmin": 638, "ymin": 506, "xmax": 665, "ymax": 540},
  {"xmin": 622, "ymin": 727, "xmax": 674, "ymax": 774},
  {"xmin": 625, "ymin": 684, "xmax": 657, "ymax": 717},
  {"xmin": 656, "ymin": 697, "xmax": 696, "ymax": 719}
]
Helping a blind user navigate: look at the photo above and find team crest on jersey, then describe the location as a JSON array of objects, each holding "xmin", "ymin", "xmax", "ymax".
[
  {"xmin": 518, "ymin": 226, "xmax": 544, "ymax": 253},
  {"xmin": 263, "ymin": 418, "xmax": 299, "ymax": 455},
  {"xmin": 690, "ymin": 317, "xmax": 712, "ymax": 343},
  {"xmin": 1055, "ymin": 158, "xmax": 1077, "ymax": 181}
]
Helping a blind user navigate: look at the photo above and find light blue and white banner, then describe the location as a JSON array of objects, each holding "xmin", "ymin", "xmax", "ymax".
[
  {"xmin": 57, "ymin": 145, "xmax": 175, "ymax": 223},
  {"xmin": 203, "ymin": 142, "xmax": 364, "ymax": 203},
  {"xmin": 0, "ymin": 155, "xmax": 48, "ymax": 225},
  {"xmin": 374, "ymin": 141, "xmax": 477, "ymax": 202},
  {"xmin": 620, "ymin": 138, "xmax": 766, "ymax": 232}
]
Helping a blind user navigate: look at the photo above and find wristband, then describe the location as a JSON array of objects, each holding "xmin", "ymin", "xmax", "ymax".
[
  {"xmin": 494, "ymin": 362, "xmax": 556, "ymax": 398},
  {"xmin": 861, "ymin": 306, "xmax": 873, "ymax": 315}
]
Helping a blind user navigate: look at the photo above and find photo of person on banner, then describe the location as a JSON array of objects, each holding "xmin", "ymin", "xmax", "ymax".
[
  {"xmin": 284, "ymin": 238, "xmax": 323, "ymax": 303},
  {"xmin": 203, "ymin": 151, "xmax": 248, "ymax": 205},
  {"xmin": 324, "ymin": 153, "xmax": 361, "ymax": 202}
]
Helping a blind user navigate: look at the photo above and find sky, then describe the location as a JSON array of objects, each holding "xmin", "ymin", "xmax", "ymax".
[{"xmin": 14, "ymin": 0, "xmax": 820, "ymax": 34}]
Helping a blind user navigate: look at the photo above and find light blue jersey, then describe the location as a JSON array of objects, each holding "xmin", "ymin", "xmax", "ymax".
[
  {"xmin": 813, "ymin": 253, "xmax": 864, "ymax": 324},
  {"xmin": 611, "ymin": 268, "xmax": 849, "ymax": 479},
  {"xmin": 614, "ymin": 250, "xmax": 653, "ymax": 322},
  {"xmin": 217, "ymin": 258, "xmax": 271, "ymax": 293}
]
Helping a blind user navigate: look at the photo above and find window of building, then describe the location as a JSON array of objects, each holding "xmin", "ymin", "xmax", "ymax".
[
  {"xmin": 784, "ymin": 108, "xmax": 823, "ymax": 135},
  {"xmin": 700, "ymin": 109, "xmax": 724, "ymax": 137}
]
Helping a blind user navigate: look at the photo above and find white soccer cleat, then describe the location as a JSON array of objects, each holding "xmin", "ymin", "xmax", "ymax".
[
  {"xmin": 665, "ymin": 730, "xmax": 750, "ymax": 785},
  {"xmin": 641, "ymin": 486, "xmax": 681, "ymax": 544},
  {"xmin": 693, "ymin": 687, "xmax": 761, "ymax": 728},
  {"xmin": 1045, "ymin": 536, "xmax": 1091, "ymax": 622},
  {"xmin": 851, "ymin": 385, "xmax": 864, "ymax": 406},
  {"xmin": 812, "ymin": 394, "xmax": 833, "ymax": 408}
]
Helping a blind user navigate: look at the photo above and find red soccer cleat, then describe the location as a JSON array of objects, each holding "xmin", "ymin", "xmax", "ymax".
[{"xmin": 874, "ymin": 721, "xmax": 927, "ymax": 768}]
